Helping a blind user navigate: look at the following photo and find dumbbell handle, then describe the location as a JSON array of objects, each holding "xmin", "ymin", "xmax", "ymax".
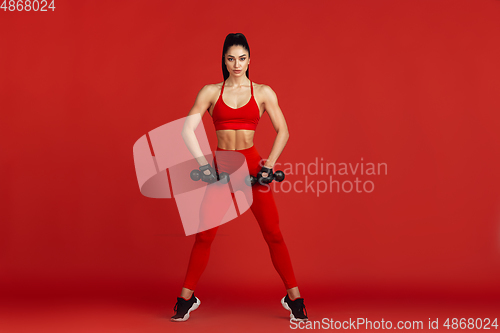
[
  {"xmin": 190, "ymin": 168, "xmax": 230, "ymax": 184},
  {"xmin": 246, "ymin": 170, "xmax": 285, "ymax": 186}
]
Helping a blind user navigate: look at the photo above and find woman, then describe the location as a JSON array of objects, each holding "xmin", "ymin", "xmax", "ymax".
[{"xmin": 172, "ymin": 33, "xmax": 308, "ymax": 322}]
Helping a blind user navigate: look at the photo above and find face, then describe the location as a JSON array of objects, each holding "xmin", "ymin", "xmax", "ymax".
[{"xmin": 224, "ymin": 45, "xmax": 250, "ymax": 77}]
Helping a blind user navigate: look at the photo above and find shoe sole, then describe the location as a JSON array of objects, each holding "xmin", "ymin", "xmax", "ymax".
[
  {"xmin": 281, "ymin": 296, "xmax": 308, "ymax": 322},
  {"xmin": 171, "ymin": 297, "xmax": 201, "ymax": 322}
]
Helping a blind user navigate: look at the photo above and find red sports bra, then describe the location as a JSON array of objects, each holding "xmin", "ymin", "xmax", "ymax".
[{"xmin": 212, "ymin": 80, "xmax": 261, "ymax": 131}]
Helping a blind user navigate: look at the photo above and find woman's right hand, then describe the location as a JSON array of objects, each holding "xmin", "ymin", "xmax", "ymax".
[{"xmin": 199, "ymin": 164, "xmax": 218, "ymax": 183}]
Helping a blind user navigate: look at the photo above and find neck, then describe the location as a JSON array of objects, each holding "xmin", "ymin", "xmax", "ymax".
[{"xmin": 225, "ymin": 75, "xmax": 250, "ymax": 88}]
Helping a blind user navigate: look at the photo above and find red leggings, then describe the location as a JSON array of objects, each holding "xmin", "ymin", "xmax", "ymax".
[{"xmin": 182, "ymin": 144, "xmax": 298, "ymax": 290}]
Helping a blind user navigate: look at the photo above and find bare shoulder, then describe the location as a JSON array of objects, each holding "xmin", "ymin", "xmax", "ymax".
[
  {"xmin": 253, "ymin": 82, "xmax": 278, "ymax": 103},
  {"xmin": 199, "ymin": 82, "xmax": 221, "ymax": 95},
  {"xmin": 194, "ymin": 83, "xmax": 221, "ymax": 104}
]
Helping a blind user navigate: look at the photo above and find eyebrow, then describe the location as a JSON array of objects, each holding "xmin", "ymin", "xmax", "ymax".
[{"xmin": 227, "ymin": 54, "xmax": 247, "ymax": 58}]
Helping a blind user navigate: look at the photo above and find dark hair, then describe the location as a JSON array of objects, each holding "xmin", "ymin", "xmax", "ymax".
[{"xmin": 221, "ymin": 33, "xmax": 250, "ymax": 81}]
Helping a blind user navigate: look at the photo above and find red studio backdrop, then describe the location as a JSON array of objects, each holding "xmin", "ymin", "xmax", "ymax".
[{"xmin": 1, "ymin": 0, "xmax": 500, "ymax": 331}]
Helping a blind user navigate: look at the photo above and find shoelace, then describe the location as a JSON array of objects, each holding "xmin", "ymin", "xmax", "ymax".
[
  {"xmin": 295, "ymin": 299, "xmax": 308, "ymax": 318},
  {"xmin": 173, "ymin": 299, "xmax": 186, "ymax": 314},
  {"xmin": 173, "ymin": 297, "xmax": 192, "ymax": 315},
  {"xmin": 301, "ymin": 303, "xmax": 308, "ymax": 318}
]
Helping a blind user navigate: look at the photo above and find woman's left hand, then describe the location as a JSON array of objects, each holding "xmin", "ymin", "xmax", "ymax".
[{"xmin": 257, "ymin": 166, "xmax": 274, "ymax": 184}]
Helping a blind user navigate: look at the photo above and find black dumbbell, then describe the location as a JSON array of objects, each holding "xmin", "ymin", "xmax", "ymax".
[
  {"xmin": 273, "ymin": 170, "xmax": 285, "ymax": 182},
  {"xmin": 245, "ymin": 170, "xmax": 285, "ymax": 186},
  {"xmin": 218, "ymin": 172, "xmax": 230, "ymax": 184},
  {"xmin": 190, "ymin": 168, "xmax": 230, "ymax": 184}
]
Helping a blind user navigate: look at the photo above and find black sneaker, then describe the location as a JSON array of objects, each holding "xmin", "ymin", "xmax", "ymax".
[
  {"xmin": 281, "ymin": 294, "xmax": 308, "ymax": 321},
  {"xmin": 170, "ymin": 294, "xmax": 201, "ymax": 322}
]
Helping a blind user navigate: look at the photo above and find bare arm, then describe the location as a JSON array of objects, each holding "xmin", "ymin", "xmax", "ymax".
[
  {"xmin": 261, "ymin": 85, "xmax": 290, "ymax": 170},
  {"xmin": 181, "ymin": 84, "xmax": 215, "ymax": 168}
]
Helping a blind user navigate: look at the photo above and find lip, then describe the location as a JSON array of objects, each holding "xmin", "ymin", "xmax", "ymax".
[{"xmin": 234, "ymin": 70, "xmax": 242, "ymax": 73}]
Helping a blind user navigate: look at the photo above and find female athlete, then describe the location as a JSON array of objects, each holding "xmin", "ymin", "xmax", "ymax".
[{"xmin": 171, "ymin": 33, "xmax": 308, "ymax": 323}]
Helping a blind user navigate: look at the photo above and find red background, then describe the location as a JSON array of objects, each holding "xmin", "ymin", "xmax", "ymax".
[{"xmin": 1, "ymin": 0, "xmax": 500, "ymax": 314}]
